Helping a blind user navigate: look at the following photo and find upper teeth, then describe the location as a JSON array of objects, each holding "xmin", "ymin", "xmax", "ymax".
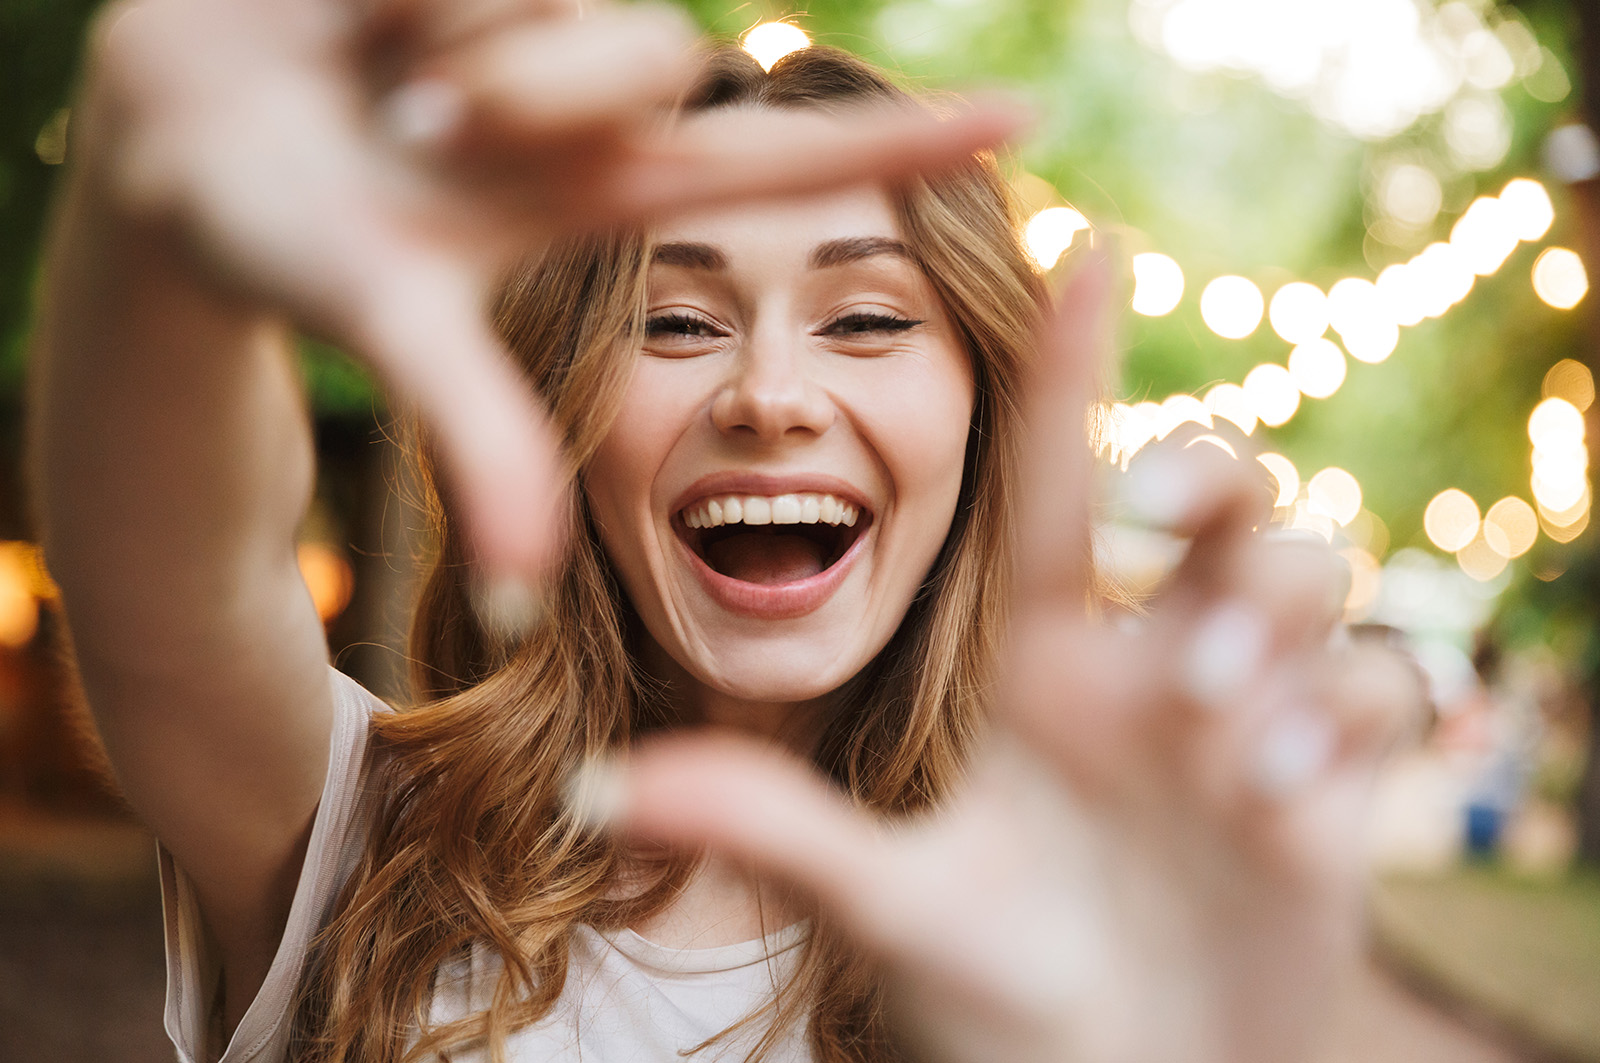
[{"xmin": 683, "ymin": 493, "xmax": 860, "ymax": 529}]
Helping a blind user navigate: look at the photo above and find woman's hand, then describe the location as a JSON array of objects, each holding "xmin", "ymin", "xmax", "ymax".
[
  {"xmin": 76, "ymin": 0, "xmax": 1024, "ymax": 581},
  {"xmin": 586, "ymin": 250, "xmax": 1424, "ymax": 1063}
]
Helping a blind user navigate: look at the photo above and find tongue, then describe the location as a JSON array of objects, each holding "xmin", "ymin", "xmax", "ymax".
[{"xmin": 705, "ymin": 531, "xmax": 829, "ymax": 585}]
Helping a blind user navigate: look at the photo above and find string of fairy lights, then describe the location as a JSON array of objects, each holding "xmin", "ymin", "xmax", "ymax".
[
  {"xmin": 743, "ymin": 18, "xmax": 1594, "ymax": 611},
  {"xmin": 0, "ymin": 16, "xmax": 1581, "ymax": 652}
]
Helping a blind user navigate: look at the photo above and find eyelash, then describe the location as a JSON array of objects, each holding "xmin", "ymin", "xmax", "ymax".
[
  {"xmin": 646, "ymin": 312, "xmax": 725, "ymax": 338},
  {"xmin": 643, "ymin": 311, "xmax": 925, "ymax": 340},
  {"xmin": 821, "ymin": 312, "xmax": 925, "ymax": 336}
]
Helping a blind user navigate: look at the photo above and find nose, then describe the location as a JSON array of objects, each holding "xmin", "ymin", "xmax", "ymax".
[{"xmin": 710, "ymin": 328, "xmax": 835, "ymax": 442}]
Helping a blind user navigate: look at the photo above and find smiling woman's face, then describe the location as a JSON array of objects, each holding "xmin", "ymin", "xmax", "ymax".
[{"xmin": 583, "ymin": 182, "xmax": 974, "ymax": 715}]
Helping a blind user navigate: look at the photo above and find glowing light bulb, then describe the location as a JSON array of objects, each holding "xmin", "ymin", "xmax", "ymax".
[
  {"xmin": 1204, "ymin": 383, "xmax": 1257, "ymax": 435},
  {"xmin": 1257, "ymin": 452, "xmax": 1299, "ymax": 508},
  {"xmin": 1024, "ymin": 207, "xmax": 1091, "ymax": 270},
  {"xmin": 1376, "ymin": 262, "xmax": 1427, "ymax": 327},
  {"xmin": 1483, "ymin": 497, "xmax": 1538, "ymax": 558},
  {"xmin": 1155, "ymin": 394, "xmax": 1212, "ymax": 439},
  {"xmin": 1542, "ymin": 358, "xmax": 1595, "ymax": 412},
  {"xmin": 741, "ymin": 22, "xmax": 812, "ymax": 72},
  {"xmin": 1268, "ymin": 282, "xmax": 1329, "ymax": 344},
  {"xmin": 1243, "ymin": 362, "xmax": 1300, "ymax": 427},
  {"xmin": 1533, "ymin": 247, "xmax": 1589, "ymax": 309},
  {"xmin": 1131, "ymin": 252, "xmax": 1185, "ymax": 316},
  {"xmin": 1458, "ymin": 534, "xmax": 1509, "ymax": 582},
  {"xmin": 1449, "ymin": 195, "xmax": 1520, "ymax": 276},
  {"xmin": 1498, "ymin": 178, "xmax": 1554, "ymax": 241},
  {"xmin": 1287, "ymin": 338, "xmax": 1346, "ymax": 399},
  {"xmin": 1528, "ymin": 397, "xmax": 1586, "ymax": 449},
  {"xmin": 1200, "ymin": 275, "xmax": 1264, "ymax": 339},
  {"xmin": 1307, "ymin": 467, "xmax": 1362, "ymax": 525},
  {"xmin": 1424, "ymin": 489, "xmax": 1481, "ymax": 553}
]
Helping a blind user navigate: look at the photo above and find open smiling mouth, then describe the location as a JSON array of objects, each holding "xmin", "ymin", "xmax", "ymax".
[{"xmin": 677, "ymin": 493, "xmax": 872, "ymax": 586}]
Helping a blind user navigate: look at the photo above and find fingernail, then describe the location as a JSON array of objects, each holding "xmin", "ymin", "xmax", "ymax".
[
  {"xmin": 380, "ymin": 79, "xmax": 465, "ymax": 149},
  {"xmin": 1252, "ymin": 710, "xmax": 1336, "ymax": 798},
  {"xmin": 472, "ymin": 574, "xmax": 545, "ymax": 645},
  {"xmin": 562, "ymin": 756, "xmax": 629, "ymax": 831},
  {"xmin": 1116, "ymin": 449, "xmax": 1200, "ymax": 529},
  {"xmin": 1182, "ymin": 604, "xmax": 1269, "ymax": 711}
]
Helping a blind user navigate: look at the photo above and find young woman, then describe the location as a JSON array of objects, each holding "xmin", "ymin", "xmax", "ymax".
[{"xmin": 29, "ymin": 1, "xmax": 1419, "ymax": 1061}]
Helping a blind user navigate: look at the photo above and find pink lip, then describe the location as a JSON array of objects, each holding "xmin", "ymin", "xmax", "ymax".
[{"xmin": 669, "ymin": 471, "xmax": 875, "ymax": 621}]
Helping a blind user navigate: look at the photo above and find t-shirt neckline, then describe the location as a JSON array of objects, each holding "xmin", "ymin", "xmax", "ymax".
[{"xmin": 597, "ymin": 921, "xmax": 810, "ymax": 975}]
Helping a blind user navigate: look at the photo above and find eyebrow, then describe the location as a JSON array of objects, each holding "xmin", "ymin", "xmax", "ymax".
[
  {"xmin": 649, "ymin": 236, "xmax": 913, "ymax": 272},
  {"xmin": 809, "ymin": 236, "xmax": 913, "ymax": 270},
  {"xmin": 652, "ymin": 242, "xmax": 727, "ymax": 270}
]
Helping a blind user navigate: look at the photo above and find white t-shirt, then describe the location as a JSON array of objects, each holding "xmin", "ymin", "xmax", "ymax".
[{"xmin": 158, "ymin": 668, "xmax": 811, "ymax": 1063}]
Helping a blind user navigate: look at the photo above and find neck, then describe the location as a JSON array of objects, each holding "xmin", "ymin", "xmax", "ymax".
[{"xmin": 636, "ymin": 635, "xmax": 836, "ymax": 756}]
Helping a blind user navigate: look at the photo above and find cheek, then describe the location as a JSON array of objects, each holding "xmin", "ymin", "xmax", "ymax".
[
  {"xmin": 877, "ymin": 356, "xmax": 976, "ymax": 509},
  {"xmin": 583, "ymin": 376, "xmax": 679, "ymax": 565}
]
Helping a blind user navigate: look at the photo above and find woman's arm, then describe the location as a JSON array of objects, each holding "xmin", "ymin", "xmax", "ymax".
[{"xmin": 30, "ymin": 118, "xmax": 336, "ymax": 1029}]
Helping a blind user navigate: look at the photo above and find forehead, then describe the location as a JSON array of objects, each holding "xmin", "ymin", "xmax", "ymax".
[{"xmin": 651, "ymin": 185, "xmax": 903, "ymax": 260}]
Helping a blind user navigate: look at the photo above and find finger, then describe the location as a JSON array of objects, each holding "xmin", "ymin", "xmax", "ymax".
[
  {"xmin": 1015, "ymin": 246, "xmax": 1116, "ymax": 609},
  {"xmin": 339, "ymin": 249, "xmax": 567, "ymax": 587},
  {"xmin": 999, "ymin": 618, "xmax": 1157, "ymax": 802},
  {"xmin": 581, "ymin": 734, "xmax": 909, "ymax": 950},
  {"xmin": 399, "ymin": 6, "xmax": 698, "ymax": 148},
  {"xmin": 1119, "ymin": 442, "xmax": 1274, "ymax": 604},
  {"xmin": 361, "ymin": 0, "xmax": 585, "ymax": 58},
  {"xmin": 599, "ymin": 98, "xmax": 1031, "ymax": 222},
  {"xmin": 1323, "ymin": 641, "xmax": 1427, "ymax": 760}
]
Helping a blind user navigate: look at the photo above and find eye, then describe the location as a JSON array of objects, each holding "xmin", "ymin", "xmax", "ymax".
[
  {"xmin": 646, "ymin": 312, "xmax": 726, "ymax": 339},
  {"xmin": 820, "ymin": 312, "xmax": 926, "ymax": 337}
]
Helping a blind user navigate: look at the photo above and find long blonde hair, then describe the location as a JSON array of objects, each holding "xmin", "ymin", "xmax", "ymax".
[{"xmin": 292, "ymin": 45, "xmax": 1045, "ymax": 1063}]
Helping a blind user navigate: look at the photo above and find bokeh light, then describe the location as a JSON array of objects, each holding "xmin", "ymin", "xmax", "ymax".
[
  {"xmin": 1288, "ymin": 338, "xmax": 1347, "ymax": 399},
  {"xmin": 1200, "ymin": 275, "xmax": 1264, "ymax": 339},
  {"xmin": 1257, "ymin": 452, "xmax": 1300, "ymax": 508},
  {"xmin": 1243, "ymin": 362, "xmax": 1300, "ymax": 426},
  {"xmin": 1268, "ymin": 282, "xmax": 1329, "ymax": 344},
  {"xmin": 1024, "ymin": 207, "xmax": 1091, "ymax": 270},
  {"xmin": 1185, "ymin": 433, "xmax": 1238, "ymax": 459},
  {"xmin": 1499, "ymin": 177, "xmax": 1554, "ymax": 240},
  {"xmin": 1528, "ymin": 396, "xmax": 1586, "ymax": 449},
  {"xmin": 1307, "ymin": 467, "xmax": 1362, "ymax": 525},
  {"xmin": 1424, "ymin": 489, "xmax": 1480, "ymax": 552},
  {"xmin": 1340, "ymin": 546, "xmax": 1382, "ymax": 619},
  {"xmin": 1376, "ymin": 263, "xmax": 1427, "ymax": 327},
  {"xmin": 1532, "ymin": 247, "xmax": 1589, "ymax": 309},
  {"xmin": 1448, "ymin": 195, "xmax": 1519, "ymax": 276},
  {"xmin": 1483, "ymin": 497, "xmax": 1538, "ymax": 559},
  {"xmin": 1457, "ymin": 532, "xmax": 1509, "ymax": 582},
  {"xmin": 1379, "ymin": 163, "xmax": 1442, "ymax": 228},
  {"xmin": 1413, "ymin": 242, "xmax": 1476, "ymax": 316},
  {"xmin": 1132, "ymin": 252, "xmax": 1185, "ymax": 315},
  {"xmin": 1155, "ymin": 394, "xmax": 1212, "ymax": 439},
  {"xmin": 1327, "ymin": 277, "xmax": 1401, "ymax": 363},
  {"xmin": 741, "ymin": 21, "xmax": 812, "ymax": 72},
  {"xmin": 1542, "ymin": 358, "xmax": 1595, "ymax": 412},
  {"xmin": 297, "ymin": 543, "xmax": 355, "ymax": 624},
  {"xmin": 1204, "ymin": 383, "xmax": 1257, "ymax": 435},
  {"xmin": 1528, "ymin": 394, "xmax": 1589, "ymax": 519},
  {"xmin": 0, "ymin": 543, "xmax": 40, "ymax": 649}
]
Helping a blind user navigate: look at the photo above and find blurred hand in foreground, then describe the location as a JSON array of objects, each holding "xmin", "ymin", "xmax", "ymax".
[
  {"xmin": 75, "ymin": 0, "xmax": 1024, "ymax": 581},
  {"xmin": 589, "ymin": 252, "xmax": 1424, "ymax": 1063}
]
